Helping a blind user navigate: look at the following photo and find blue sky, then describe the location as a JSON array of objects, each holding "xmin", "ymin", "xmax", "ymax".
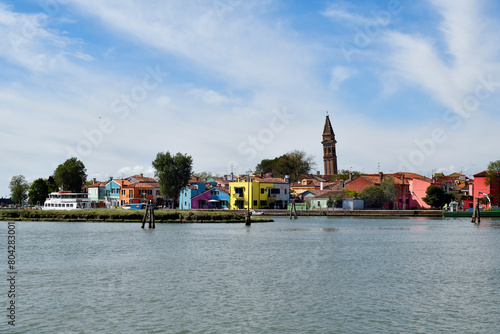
[{"xmin": 1, "ymin": 0, "xmax": 500, "ymax": 196}]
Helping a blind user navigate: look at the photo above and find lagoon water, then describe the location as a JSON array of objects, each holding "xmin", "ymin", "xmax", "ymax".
[{"xmin": 2, "ymin": 217, "xmax": 500, "ymax": 333}]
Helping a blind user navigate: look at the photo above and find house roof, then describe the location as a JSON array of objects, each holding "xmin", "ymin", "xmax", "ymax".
[
  {"xmin": 348, "ymin": 172, "xmax": 430, "ymax": 186},
  {"xmin": 251, "ymin": 176, "xmax": 289, "ymax": 184},
  {"xmin": 127, "ymin": 174, "xmax": 157, "ymax": 183},
  {"xmin": 312, "ymin": 190, "xmax": 343, "ymax": 199},
  {"xmin": 87, "ymin": 181, "xmax": 107, "ymax": 188},
  {"xmin": 474, "ymin": 171, "xmax": 488, "ymax": 177},
  {"xmin": 121, "ymin": 181, "xmax": 159, "ymax": 188}
]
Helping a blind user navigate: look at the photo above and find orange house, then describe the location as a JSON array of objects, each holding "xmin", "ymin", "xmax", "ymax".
[{"xmin": 120, "ymin": 181, "xmax": 160, "ymax": 205}]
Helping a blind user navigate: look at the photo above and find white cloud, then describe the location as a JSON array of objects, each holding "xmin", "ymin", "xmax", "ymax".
[
  {"xmin": 330, "ymin": 65, "xmax": 357, "ymax": 90},
  {"xmin": 116, "ymin": 166, "xmax": 155, "ymax": 178},
  {"xmin": 384, "ymin": 1, "xmax": 500, "ymax": 111},
  {"xmin": 187, "ymin": 88, "xmax": 236, "ymax": 105},
  {"xmin": 0, "ymin": 4, "xmax": 92, "ymax": 73},
  {"xmin": 322, "ymin": 3, "xmax": 368, "ymax": 24}
]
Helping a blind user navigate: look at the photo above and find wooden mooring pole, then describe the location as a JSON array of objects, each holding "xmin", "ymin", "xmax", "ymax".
[
  {"xmin": 471, "ymin": 197, "xmax": 481, "ymax": 224},
  {"xmin": 245, "ymin": 211, "xmax": 251, "ymax": 226},
  {"xmin": 289, "ymin": 201, "xmax": 298, "ymax": 220},
  {"xmin": 141, "ymin": 200, "xmax": 156, "ymax": 229}
]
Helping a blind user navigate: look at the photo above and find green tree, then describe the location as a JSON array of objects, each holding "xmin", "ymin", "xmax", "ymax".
[
  {"xmin": 54, "ymin": 157, "xmax": 87, "ymax": 192},
  {"xmin": 9, "ymin": 175, "xmax": 29, "ymax": 205},
  {"xmin": 381, "ymin": 177, "xmax": 398, "ymax": 209},
  {"xmin": 332, "ymin": 169, "xmax": 363, "ymax": 181},
  {"xmin": 327, "ymin": 194, "xmax": 335, "ymax": 208},
  {"xmin": 255, "ymin": 150, "xmax": 315, "ymax": 182},
  {"xmin": 485, "ymin": 160, "xmax": 500, "ymax": 204},
  {"xmin": 46, "ymin": 176, "xmax": 58, "ymax": 193},
  {"xmin": 360, "ymin": 186, "xmax": 384, "ymax": 209},
  {"xmin": 423, "ymin": 185, "xmax": 454, "ymax": 209},
  {"xmin": 342, "ymin": 189, "xmax": 358, "ymax": 198},
  {"xmin": 193, "ymin": 171, "xmax": 219, "ymax": 181},
  {"xmin": 152, "ymin": 152, "xmax": 193, "ymax": 208},
  {"xmin": 28, "ymin": 178, "xmax": 49, "ymax": 205},
  {"xmin": 332, "ymin": 192, "xmax": 345, "ymax": 208}
]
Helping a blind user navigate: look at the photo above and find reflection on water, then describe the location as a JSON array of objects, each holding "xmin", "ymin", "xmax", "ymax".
[{"xmin": 2, "ymin": 217, "xmax": 500, "ymax": 333}]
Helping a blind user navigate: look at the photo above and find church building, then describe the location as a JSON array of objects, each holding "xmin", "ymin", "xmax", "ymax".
[{"xmin": 322, "ymin": 114, "xmax": 338, "ymax": 175}]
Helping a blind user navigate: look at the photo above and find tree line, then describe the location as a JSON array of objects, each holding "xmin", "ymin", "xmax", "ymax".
[{"xmin": 8, "ymin": 153, "xmax": 194, "ymax": 208}]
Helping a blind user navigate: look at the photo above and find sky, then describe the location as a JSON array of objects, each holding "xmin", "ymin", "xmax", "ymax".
[{"xmin": 1, "ymin": 0, "xmax": 500, "ymax": 197}]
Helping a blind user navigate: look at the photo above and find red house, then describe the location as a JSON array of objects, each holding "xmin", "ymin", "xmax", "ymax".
[
  {"xmin": 473, "ymin": 171, "xmax": 500, "ymax": 209},
  {"xmin": 345, "ymin": 172, "xmax": 428, "ymax": 209}
]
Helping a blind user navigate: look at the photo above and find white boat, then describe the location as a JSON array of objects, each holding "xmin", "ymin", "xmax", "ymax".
[
  {"xmin": 250, "ymin": 210, "xmax": 264, "ymax": 216},
  {"xmin": 43, "ymin": 191, "xmax": 92, "ymax": 210}
]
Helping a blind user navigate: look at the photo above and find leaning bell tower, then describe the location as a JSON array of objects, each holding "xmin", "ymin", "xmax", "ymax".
[{"xmin": 322, "ymin": 113, "xmax": 338, "ymax": 175}]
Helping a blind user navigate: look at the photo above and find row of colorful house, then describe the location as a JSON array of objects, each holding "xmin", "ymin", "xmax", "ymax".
[
  {"xmin": 179, "ymin": 174, "xmax": 291, "ymax": 210},
  {"xmin": 86, "ymin": 173, "xmax": 292, "ymax": 210},
  {"xmin": 86, "ymin": 169, "xmax": 498, "ymax": 210},
  {"xmin": 290, "ymin": 170, "xmax": 499, "ymax": 210},
  {"xmin": 86, "ymin": 174, "xmax": 161, "ymax": 208}
]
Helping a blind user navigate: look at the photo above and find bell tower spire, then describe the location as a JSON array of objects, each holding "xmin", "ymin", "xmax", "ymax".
[{"xmin": 322, "ymin": 113, "xmax": 338, "ymax": 175}]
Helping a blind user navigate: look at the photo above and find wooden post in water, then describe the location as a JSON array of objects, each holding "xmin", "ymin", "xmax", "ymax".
[
  {"xmin": 141, "ymin": 200, "xmax": 156, "ymax": 229},
  {"xmin": 471, "ymin": 197, "xmax": 481, "ymax": 224},
  {"xmin": 476, "ymin": 197, "xmax": 481, "ymax": 224},
  {"xmin": 289, "ymin": 201, "xmax": 298, "ymax": 220},
  {"xmin": 245, "ymin": 211, "xmax": 251, "ymax": 226}
]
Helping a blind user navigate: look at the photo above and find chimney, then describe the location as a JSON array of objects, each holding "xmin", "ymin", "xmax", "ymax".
[
  {"xmin": 349, "ymin": 172, "xmax": 353, "ymax": 181},
  {"xmin": 317, "ymin": 171, "xmax": 320, "ymax": 175},
  {"xmin": 109, "ymin": 176, "xmax": 113, "ymax": 181},
  {"xmin": 320, "ymin": 182, "xmax": 324, "ymax": 190},
  {"xmin": 379, "ymin": 172, "xmax": 384, "ymax": 183},
  {"xmin": 93, "ymin": 178, "xmax": 96, "ymax": 185},
  {"xmin": 140, "ymin": 173, "xmax": 143, "ymax": 177}
]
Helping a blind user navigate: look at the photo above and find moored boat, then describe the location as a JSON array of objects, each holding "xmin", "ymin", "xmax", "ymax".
[
  {"xmin": 443, "ymin": 210, "xmax": 500, "ymax": 218},
  {"xmin": 43, "ymin": 191, "xmax": 92, "ymax": 210}
]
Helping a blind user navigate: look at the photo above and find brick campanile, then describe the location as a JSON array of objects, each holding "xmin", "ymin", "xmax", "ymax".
[{"xmin": 322, "ymin": 114, "xmax": 338, "ymax": 175}]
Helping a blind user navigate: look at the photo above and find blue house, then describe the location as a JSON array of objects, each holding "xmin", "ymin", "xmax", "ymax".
[
  {"xmin": 190, "ymin": 187, "xmax": 230, "ymax": 209},
  {"xmin": 208, "ymin": 187, "xmax": 229, "ymax": 209},
  {"xmin": 104, "ymin": 178, "xmax": 124, "ymax": 208},
  {"xmin": 179, "ymin": 182, "xmax": 206, "ymax": 209}
]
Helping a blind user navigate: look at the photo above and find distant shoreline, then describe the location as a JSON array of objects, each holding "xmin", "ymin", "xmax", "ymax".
[
  {"xmin": 0, "ymin": 208, "xmax": 444, "ymax": 222},
  {"xmin": 0, "ymin": 209, "xmax": 272, "ymax": 223}
]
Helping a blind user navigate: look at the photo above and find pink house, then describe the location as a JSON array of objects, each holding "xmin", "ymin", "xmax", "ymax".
[
  {"xmin": 408, "ymin": 178, "xmax": 432, "ymax": 209},
  {"xmin": 473, "ymin": 171, "xmax": 500, "ymax": 209},
  {"xmin": 345, "ymin": 172, "xmax": 428, "ymax": 209}
]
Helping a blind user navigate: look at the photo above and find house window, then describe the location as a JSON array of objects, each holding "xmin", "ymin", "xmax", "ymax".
[
  {"xmin": 211, "ymin": 190, "xmax": 219, "ymax": 196},
  {"xmin": 260, "ymin": 200, "xmax": 267, "ymax": 207},
  {"xmin": 122, "ymin": 190, "xmax": 125, "ymax": 195},
  {"xmin": 253, "ymin": 200, "xmax": 258, "ymax": 206},
  {"xmin": 285, "ymin": 189, "xmax": 287, "ymax": 194},
  {"xmin": 261, "ymin": 188, "xmax": 265, "ymax": 194},
  {"xmin": 156, "ymin": 190, "xmax": 160, "ymax": 196},
  {"xmin": 129, "ymin": 190, "xmax": 133, "ymax": 197},
  {"xmin": 268, "ymin": 188, "xmax": 280, "ymax": 195}
]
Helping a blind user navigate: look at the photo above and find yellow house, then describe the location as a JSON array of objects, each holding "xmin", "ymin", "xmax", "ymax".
[{"xmin": 228, "ymin": 175, "xmax": 290, "ymax": 209}]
